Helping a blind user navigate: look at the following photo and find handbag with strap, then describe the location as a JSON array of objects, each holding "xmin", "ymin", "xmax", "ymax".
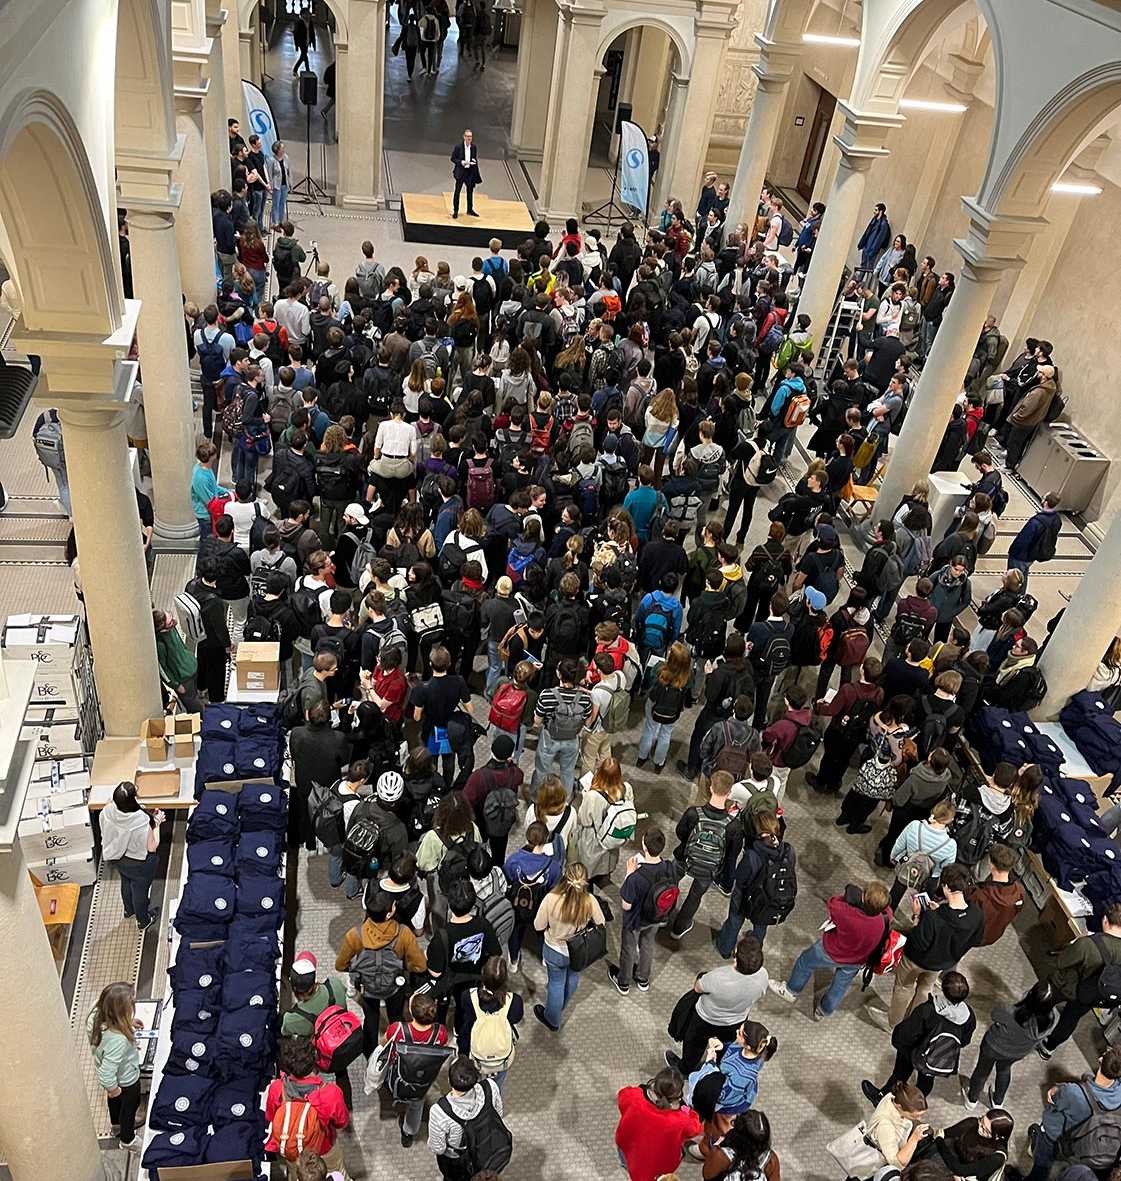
[
  {"xmin": 565, "ymin": 920, "xmax": 607, "ymax": 973},
  {"xmin": 826, "ymin": 1119, "xmax": 905, "ymax": 1177}
]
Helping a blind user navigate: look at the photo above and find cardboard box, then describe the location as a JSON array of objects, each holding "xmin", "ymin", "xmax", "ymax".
[
  {"xmin": 1, "ymin": 614, "xmax": 80, "ymax": 661},
  {"xmin": 18, "ymin": 808, "xmax": 94, "ymax": 861},
  {"xmin": 20, "ymin": 721, "xmax": 84, "ymax": 759},
  {"xmin": 91, "ymin": 738, "xmax": 140, "ymax": 787},
  {"xmin": 155, "ymin": 1160, "xmax": 255, "ymax": 1181},
  {"xmin": 29, "ymin": 851, "xmax": 97, "ymax": 887},
  {"xmin": 204, "ymin": 776, "xmax": 274, "ymax": 796},
  {"xmin": 169, "ymin": 713, "xmax": 201, "ymax": 757},
  {"xmin": 141, "ymin": 717, "xmax": 170, "ymax": 759},
  {"xmin": 135, "ymin": 767, "xmax": 182, "ymax": 800},
  {"xmin": 27, "ymin": 677, "xmax": 77, "ymax": 706},
  {"xmin": 21, "ymin": 789, "xmax": 87, "ymax": 821},
  {"xmin": 236, "ymin": 642, "xmax": 280, "ymax": 691}
]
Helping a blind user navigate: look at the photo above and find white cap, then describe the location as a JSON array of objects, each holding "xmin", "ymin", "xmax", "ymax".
[{"xmin": 344, "ymin": 502, "xmax": 369, "ymax": 526}]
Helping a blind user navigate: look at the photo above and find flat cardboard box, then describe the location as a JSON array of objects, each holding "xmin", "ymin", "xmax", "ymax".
[
  {"xmin": 135, "ymin": 767, "xmax": 182, "ymax": 799},
  {"xmin": 18, "ymin": 808, "xmax": 94, "ymax": 861},
  {"xmin": 29, "ymin": 851, "xmax": 97, "ymax": 887},
  {"xmin": 204, "ymin": 775, "xmax": 273, "ymax": 796},
  {"xmin": 235, "ymin": 641, "xmax": 280, "ymax": 691},
  {"xmin": 91, "ymin": 737, "xmax": 140, "ymax": 787},
  {"xmin": 155, "ymin": 1159, "xmax": 255, "ymax": 1181}
]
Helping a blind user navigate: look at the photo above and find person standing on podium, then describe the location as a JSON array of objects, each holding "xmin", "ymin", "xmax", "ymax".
[{"xmin": 451, "ymin": 128, "xmax": 482, "ymax": 218}]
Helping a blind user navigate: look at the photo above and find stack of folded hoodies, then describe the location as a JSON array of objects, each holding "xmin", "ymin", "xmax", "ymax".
[
  {"xmin": 1060, "ymin": 691, "xmax": 1121, "ymax": 795},
  {"xmin": 143, "ymin": 704, "xmax": 288, "ymax": 1176},
  {"xmin": 194, "ymin": 704, "xmax": 285, "ymax": 800}
]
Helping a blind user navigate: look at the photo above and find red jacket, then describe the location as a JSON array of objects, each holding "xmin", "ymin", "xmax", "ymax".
[
  {"xmin": 822, "ymin": 893, "xmax": 894, "ymax": 964},
  {"xmin": 616, "ymin": 1085, "xmax": 702, "ymax": 1181},
  {"xmin": 264, "ymin": 1073, "xmax": 349, "ymax": 1151}
]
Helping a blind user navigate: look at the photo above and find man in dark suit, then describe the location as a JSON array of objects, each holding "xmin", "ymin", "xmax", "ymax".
[{"xmin": 450, "ymin": 128, "xmax": 482, "ymax": 218}]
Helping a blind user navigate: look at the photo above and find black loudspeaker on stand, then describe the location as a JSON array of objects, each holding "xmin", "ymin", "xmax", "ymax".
[{"xmin": 289, "ymin": 70, "xmax": 329, "ymax": 214}]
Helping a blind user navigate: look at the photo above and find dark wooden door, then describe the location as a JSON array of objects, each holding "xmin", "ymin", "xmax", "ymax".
[{"xmin": 797, "ymin": 85, "xmax": 836, "ymax": 201}]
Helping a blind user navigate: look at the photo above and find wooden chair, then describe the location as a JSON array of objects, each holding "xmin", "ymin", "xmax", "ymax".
[{"xmin": 844, "ymin": 460, "xmax": 888, "ymax": 523}]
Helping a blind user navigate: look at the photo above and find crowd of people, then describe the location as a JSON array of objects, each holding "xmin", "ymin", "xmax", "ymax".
[{"xmin": 84, "ymin": 145, "xmax": 1118, "ymax": 1181}]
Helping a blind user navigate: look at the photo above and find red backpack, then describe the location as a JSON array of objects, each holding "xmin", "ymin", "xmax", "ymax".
[
  {"xmin": 207, "ymin": 493, "xmax": 232, "ymax": 534},
  {"xmin": 268, "ymin": 1098, "xmax": 329, "ymax": 1162},
  {"xmin": 311, "ymin": 1004, "xmax": 364, "ymax": 1073},
  {"xmin": 529, "ymin": 412, "xmax": 554, "ymax": 455},
  {"xmin": 466, "ymin": 457, "xmax": 495, "ymax": 511},
  {"xmin": 488, "ymin": 683, "xmax": 528, "ymax": 733},
  {"xmin": 836, "ymin": 626, "xmax": 870, "ymax": 667}
]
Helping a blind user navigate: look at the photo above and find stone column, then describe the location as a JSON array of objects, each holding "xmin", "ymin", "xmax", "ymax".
[
  {"xmin": 1038, "ymin": 502, "xmax": 1121, "ymax": 717},
  {"xmin": 337, "ymin": 0, "xmax": 386, "ymax": 209},
  {"xmin": 724, "ymin": 36, "xmax": 800, "ymax": 231},
  {"xmin": 874, "ymin": 201, "xmax": 1039, "ymax": 522},
  {"xmin": 240, "ymin": 27, "xmax": 259, "ymax": 88},
  {"xmin": 794, "ymin": 105, "xmax": 903, "ymax": 354},
  {"xmin": 221, "ymin": 5, "xmax": 245, "ymax": 125},
  {"xmin": 59, "ymin": 398, "xmax": 163, "ymax": 732},
  {"xmin": 510, "ymin": 0, "xmax": 558, "ymax": 160},
  {"xmin": 666, "ymin": 16, "xmax": 735, "ymax": 212},
  {"xmin": 537, "ymin": 2, "xmax": 604, "ymax": 222},
  {"xmin": 0, "ymin": 841, "xmax": 105, "ymax": 1181},
  {"xmin": 652, "ymin": 73, "xmax": 688, "ymax": 214},
  {"xmin": 128, "ymin": 205, "xmax": 199, "ymax": 540},
  {"xmin": 203, "ymin": 8, "xmax": 230, "ymax": 192},
  {"xmin": 903, "ymin": 55, "xmax": 983, "ymax": 249},
  {"xmin": 174, "ymin": 89, "xmax": 217, "ymax": 306}
]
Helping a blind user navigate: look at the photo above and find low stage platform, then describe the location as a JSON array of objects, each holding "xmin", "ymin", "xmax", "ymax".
[{"xmin": 400, "ymin": 191, "xmax": 535, "ymax": 249}]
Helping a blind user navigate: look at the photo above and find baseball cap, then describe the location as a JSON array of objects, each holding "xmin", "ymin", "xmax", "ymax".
[
  {"xmin": 344, "ymin": 502, "xmax": 369, "ymax": 526},
  {"xmin": 290, "ymin": 952, "xmax": 317, "ymax": 986},
  {"xmin": 816, "ymin": 524, "xmax": 838, "ymax": 546},
  {"xmin": 803, "ymin": 586, "xmax": 827, "ymax": 611}
]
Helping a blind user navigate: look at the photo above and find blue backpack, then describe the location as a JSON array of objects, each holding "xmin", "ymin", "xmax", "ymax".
[
  {"xmin": 505, "ymin": 545, "xmax": 540, "ymax": 586},
  {"xmin": 196, "ymin": 330, "xmax": 226, "ymax": 383},
  {"xmin": 640, "ymin": 603, "xmax": 672, "ymax": 653},
  {"xmin": 576, "ymin": 473, "xmax": 600, "ymax": 520}
]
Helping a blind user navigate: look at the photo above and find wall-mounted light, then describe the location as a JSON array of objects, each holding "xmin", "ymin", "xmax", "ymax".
[
  {"xmin": 802, "ymin": 33, "xmax": 861, "ymax": 47},
  {"xmin": 900, "ymin": 98, "xmax": 967, "ymax": 113},
  {"xmin": 1051, "ymin": 181, "xmax": 1103, "ymax": 195}
]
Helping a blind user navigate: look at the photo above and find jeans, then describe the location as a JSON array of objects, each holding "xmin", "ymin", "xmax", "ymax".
[
  {"xmin": 328, "ymin": 847, "xmax": 362, "ymax": 899},
  {"xmin": 638, "ymin": 700, "xmax": 675, "ymax": 766},
  {"xmin": 543, "ymin": 942, "xmax": 580, "ymax": 1027},
  {"xmin": 400, "ymin": 1096, "xmax": 426, "ymax": 1137},
  {"xmin": 489, "ymin": 722, "xmax": 526, "ymax": 765},
  {"xmin": 231, "ymin": 439, "xmax": 259, "ymax": 483},
  {"xmin": 197, "ymin": 516, "xmax": 211, "ymax": 540},
  {"xmin": 107, "ymin": 1078, "xmax": 143, "ymax": 1143},
  {"xmin": 485, "ymin": 640, "xmax": 503, "ymax": 696},
  {"xmin": 671, "ymin": 872, "xmax": 712, "ymax": 936},
  {"xmin": 532, "ymin": 730, "xmax": 580, "ymax": 796},
  {"xmin": 967, "ymin": 1041, "xmax": 1015, "ymax": 1104},
  {"xmin": 769, "ymin": 425, "xmax": 796, "ymax": 464},
  {"xmin": 618, "ymin": 923, "xmax": 656, "ymax": 987},
  {"xmin": 247, "ymin": 267, "xmax": 267, "ymax": 306},
  {"xmin": 272, "ymin": 183, "xmax": 288, "ymax": 227},
  {"xmin": 248, "ymin": 189, "xmax": 266, "ymax": 230},
  {"xmin": 786, "ymin": 937, "xmax": 861, "ymax": 1015},
  {"xmin": 715, "ymin": 905, "xmax": 745, "ymax": 959},
  {"xmin": 115, "ymin": 852, "xmax": 158, "ymax": 925}
]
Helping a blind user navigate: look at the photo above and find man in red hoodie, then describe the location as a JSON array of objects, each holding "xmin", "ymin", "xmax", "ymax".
[
  {"xmin": 265, "ymin": 1035, "xmax": 350, "ymax": 1174},
  {"xmin": 769, "ymin": 881, "xmax": 893, "ymax": 1019},
  {"xmin": 761, "ymin": 684, "xmax": 814, "ymax": 798}
]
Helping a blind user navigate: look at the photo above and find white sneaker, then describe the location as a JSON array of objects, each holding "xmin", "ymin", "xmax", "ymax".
[
  {"xmin": 119, "ymin": 1139, "xmax": 142, "ymax": 1153},
  {"xmin": 867, "ymin": 1006, "xmax": 892, "ymax": 1032},
  {"xmin": 768, "ymin": 980, "xmax": 797, "ymax": 1004},
  {"xmin": 960, "ymin": 1080, "xmax": 979, "ymax": 1111},
  {"xmin": 509, "ymin": 955, "xmax": 521, "ymax": 973}
]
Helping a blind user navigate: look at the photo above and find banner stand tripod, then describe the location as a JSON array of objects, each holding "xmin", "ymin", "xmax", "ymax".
[{"xmin": 584, "ymin": 117, "xmax": 649, "ymax": 238}]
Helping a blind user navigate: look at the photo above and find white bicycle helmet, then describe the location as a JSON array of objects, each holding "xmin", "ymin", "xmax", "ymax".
[{"xmin": 376, "ymin": 770, "xmax": 405, "ymax": 803}]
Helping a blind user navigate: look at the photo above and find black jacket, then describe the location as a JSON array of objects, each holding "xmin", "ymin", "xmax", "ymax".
[
  {"xmin": 250, "ymin": 596, "xmax": 302, "ymax": 661},
  {"xmin": 700, "ymin": 656, "xmax": 755, "ymax": 720},
  {"xmin": 268, "ymin": 448, "xmax": 317, "ymax": 513},
  {"xmin": 905, "ymin": 901, "xmax": 985, "ymax": 971},
  {"xmin": 637, "ymin": 539, "xmax": 689, "ymax": 594},
  {"xmin": 196, "ymin": 537, "xmax": 250, "ymax": 600},
  {"xmin": 892, "ymin": 994, "xmax": 976, "ymax": 1055},
  {"xmin": 289, "ymin": 720, "xmax": 349, "ymax": 797}
]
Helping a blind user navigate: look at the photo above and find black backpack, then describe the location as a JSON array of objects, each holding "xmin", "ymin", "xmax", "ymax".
[
  {"xmin": 756, "ymin": 627, "xmax": 791, "ymax": 678},
  {"xmin": 919, "ymin": 698, "xmax": 950, "ymax": 757},
  {"xmin": 638, "ymin": 861, "xmax": 681, "ymax": 926},
  {"xmin": 386, "ymin": 1024, "xmax": 454, "ymax": 1102},
  {"xmin": 892, "ymin": 606, "xmax": 931, "ymax": 646},
  {"xmin": 438, "ymin": 835, "xmax": 482, "ymax": 894},
  {"xmin": 549, "ymin": 604, "xmax": 584, "ymax": 653},
  {"xmin": 749, "ymin": 552, "xmax": 785, "ymax": 595},
  {"xmin": 783, "ymin": 724, "xmax": 820, "ymax": 770},
  {"xmin": 838, "ymin": 695, "xmax": 878, "ymax": 739},
  {"xmin": 912, "ymin": 1024, "xmax": 964, "ymax": 1076},
  {"xmin": 1075, "ymin": 935, "xmax": 1121, "ymax": 1006},
  {"xmin": 196, "ymin": 330, "xmax": 226, "ymax": 383},
  {"xmin": 438, "ymin": 1082, "xmax": 513, "ymax": 1175},
  {"xmin": 952, "ymin": 801, "xmax": 994, "ymax": 867},
  {"xmin": 244, "ymin": 613, "xmax": 282, "ymax": 644},
  {"xmin": 290, "ymin": 584, "xmax": 323, "ymax": 637},
  {"xmin": 341, "ymin": 816, "xmax": 383, "ymax": 878},
  {"xmin": 747, "ymin": 844, "xmax": 797, "ymax": 925},
  {"xmin": 996, "ymin": 666, "xmax": 1047, "ymax": 712},
  {"xmin": 690, "ymin": 603, "xmax": 727, "ymax": 659},
  {"xmin": 443, "ymin": 586, "xmax": 479, "ymax": 635}
]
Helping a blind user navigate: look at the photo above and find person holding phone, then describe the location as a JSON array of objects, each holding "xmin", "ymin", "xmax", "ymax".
[{"xmin": 99, "ymin": 781, "xmax": 164, "ymax": 932}]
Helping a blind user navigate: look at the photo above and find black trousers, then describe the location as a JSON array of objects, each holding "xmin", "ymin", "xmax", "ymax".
[
  {"xmin": 107, "ymin": 1079, "xmax": 143, "ymax": 1143},
  {"xmin": 838, "ymin": 789, "xmax": 880, "ymax": 830},
  {"xmin": 452, "ymin": 178, "xmax": 476, "ymax": 214},
  {"xmin": 196, "ymin": 645, "xmax": 228, "ymax": 703},
  {"xmin": 723, "ymin": 478, "xmax": 760, "ymax": 544},
  {"xmin": 360, "ymin": 991, "xmax": 406, "ymax": 1057},
  {"xmin": 1044, "ymin": 999, "xmax": 1093, "ymax": 1052},
  {"xmin": 816, "ymin": 729, "xmax": 859, "ymax": 793},
  {"xmin": 680, "ymin": 1012, "xmax": 739, "ymax": 1074},
  {"xmin": 882, "ymin": 1046, "xmax": 935, "ymax": 1097}
]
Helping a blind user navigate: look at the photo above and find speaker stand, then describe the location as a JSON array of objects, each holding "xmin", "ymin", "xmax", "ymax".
[{"xmin": 289, "ymin": 88, "xmax": 330, "ymax": 214}]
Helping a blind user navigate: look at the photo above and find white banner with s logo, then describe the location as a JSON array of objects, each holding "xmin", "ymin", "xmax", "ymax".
[
  {"xmin": 618, "ymin": 121, "xmax": 650, "ymax": 215},
  {"xmin": 242, "ymin": 80, "xmax": 278, "ymax": 157}
]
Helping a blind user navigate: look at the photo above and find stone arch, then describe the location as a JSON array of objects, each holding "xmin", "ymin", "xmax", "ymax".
[
  {"xmin": 0, "ymin": 89, "xmax": 122, "ymax": 336},
  {"xmin": 241, "ymin": 0, "xmax": 350, "ymax": 46},
  {"xmin": 116, "ymin": 0, "xmax": 177, "ymax": 154},
  {"xmin": 595, "ymin": 15, "xmax": 689, "ymax": 78},
  {"xmin": 763, "ymin": 0, "xmax": 817, "ymax": 44},
  {"xmin": 980, "ymin": 64, "xmax": 1121, "ymax": 217}
]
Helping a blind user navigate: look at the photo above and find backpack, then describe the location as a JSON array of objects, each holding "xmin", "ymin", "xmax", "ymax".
[
  {"xmin": 309, "ymin": 1004, "xmax": 364, "ymax": 1074},
  {"xmin": 410, "ymin": 601, "xmax": 445, "ymax": 641},
  {"xmin": 951, "ymin": 802, "xmax": 994, "ymax": 867},
  {"xmin": 783, "ymin": 724, "xmax": 820, "ymax": 770},
  {"xmin": 386, "ymin": 1023, "xmax": 454, "ymax": 1102},
  {"xmin": 753, "ymin": 451, "xmax": 779, "ymax": 485},
  {"xmin": 219, "ymin": 384, "xmax": 248, "ymax": 439},
  {"xmin": 1035, "ymin": 515, "xmax": 1061, "ymax": 562},
  {"xmin": 575, "ymin": 473, "xmax": 600, "ymax": 520},
  {"xmin": 900, "ymin": 299, "xmax": 921, "ymax": 332},
  {"xmin": 482, "ymin": 781, "xmax": 518, "ymax": 840},
  {"xmin": 919, "ymin": 698, "xmax": 950, "ymax": 757},
  {"xmin": 438, "ymin": 1082, "xmax": 513, "ymax": 1175},
  {"xmin": 998, "ymin": 666, "xmax": 1048, "ymax": 712},
  {"xmin": 748, "ymin": 844, "xmax": 797, "ymax": 925},
  {"xmin": 601, "ymin": 678, "xmax": 633, "ymax": 734},
  {"xmin": 894, "ymin": 825, "xmax": 952, "ymax": 892},
  {"xmin": 549, "ymin": 604, "xmax": 584, "ymax": 654},
  {"xmin": 269, "ymin": 1097, "xmax": 328, "ymax": 1161},
  {"xmin": 548, "ymin": 691, "xmax": 586, "ymax": 741},
  {"xmin": 990, "ymin": 479, "xmax": 1009, "ymax": 516},
  {"xmin": 596, "ymin": 792, "xmax": 638, "ymax": 850},
  {"xmin": 195, "ymin": 332, "xmax": 227, "ymax": 384},
  {"xmin": 346, "ymin": 535, "xmax": 378, "ymax": 587},
  {"xmin": 438, "ymin": 538, "xmax": 478, "ymax": 586},
  {"xmin": 783, "ymin": 394, "xmax": 810, "ymax": 428},
  {"xmin": 691, "ymin": 602, "xmax": 728, "ymax": 659},
  {"xmin": 749, "ymin": 552, "xmax": 785, "ymax": 595},
  {"xmin": 443, "ymin": 586, "xmax": 479, "ymax": 635},
  {"xmin": 506, "ymin": 546, "xmax": 540, "ymax": 586},
  {"xmin": 341, "ymin": 816, "xmax": 384, "ymax": 879},
  {"xmin": 685, "ymin": 810, "xmax": 733, "ymax": 878},
  {"xmin": 638, "ymin": 861, "xmax": 681, "ymax": 926},
  {"xmin": 290, "ymin": 583, "xmax": 324, "ymax": 638},
  {"xmin": 438, "ymin": 835, "xmax": 482, "ymax": 894},
  {"xmin": 567, "ymin": 418, "xmax": 596, "ymax": 459},
  {"xmin": 466, "ymin": 458, "xmax": 496, "ymax": 511},
  {"xmin": 877, "ymin": 550, "xmax": 905, "ymax": 595},
  {"xmin": 713, "ymin": 722, "xmax": 752, "ymax": 779},
  {"xmin": 244, "ymin": 613, "xmax": 282, "ymax": 644},
  {"xmin": 350, "ymin": 932, "xmax": 404, "ymax": 1000},
  {"xmin": 911, "ymin": 1025, "xmax": 963, "ymax": 1077},
  {"xmin": 757, "ymin": 629, "xmax": 791, "ymax": 678},
  {"xmin": 508, "ymin": 859, "xmax": 551, "ymax": 920},
  {"xmin": 174, "ymin": 589, "xmax": 206, "ymax": 646},
  {"xmin": 272, "ymin": 239, "xmax": 296, "ymax": 277},
  {"xmin": 419, "ymin": 12, "xmax": 439, "ymax": 39},
  {"xmin": 891, "ymin": 606, "xmax": 931, "ymax": 647},
  {"xmin": 488, "ymin": 683, "xmax": 527, "ymax": 733},
  {"xmin": 836, "ymin": 626, "xmax": 870, "ymax": 667},
  {"xmin": 778, "ymin": 216, "xmax": 794, "ymax": 247},
  {"xmin": 600, "ymin": 460, "xmax": 630, "ymax": 506},
  {"xmin": 469, "ymin": 992, "xmax": 516, "ymax": 1074},
  {"xmin": 474, "ymin": 869, "xmax": 516, "ymax": 948},
  {"xmin": 838, "ymin": 695, "xmax": 878, "ymax": 740},
  {"xmin": 529, "ymin": 412, "xmax": 554, "ymax": 455},
  {"xmin": 639, "ymin": 604, "xmax": 673, "ymax": 654},
  {"xmin": 1059, "ymin": 1078, "xmax": 1121, "ymax": 1170}
]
